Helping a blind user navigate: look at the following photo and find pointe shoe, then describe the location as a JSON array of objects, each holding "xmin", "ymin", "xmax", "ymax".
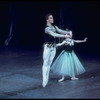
[
  {"xmin": 71, "ymin": 77, "xmax": 79, "ymax": 80},
  {"xmin": 58, "ymin": 77, "xmax": 65, "ymax": 82}
]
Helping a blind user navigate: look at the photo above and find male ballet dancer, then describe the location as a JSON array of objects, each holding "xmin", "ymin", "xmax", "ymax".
[{"xmin": 42, "ymin": 13, "xmax": 72, "ymax": 87}]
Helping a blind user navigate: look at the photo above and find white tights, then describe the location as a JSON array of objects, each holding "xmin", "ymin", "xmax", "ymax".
[{"xmin": 42, "ymin": 44, "xmax": 56, "ymax": 87}]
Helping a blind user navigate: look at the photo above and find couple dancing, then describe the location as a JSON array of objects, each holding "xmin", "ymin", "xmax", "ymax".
[{"xmin": 42, "ymin": 13, "xmax": 88, "ymax": 87}]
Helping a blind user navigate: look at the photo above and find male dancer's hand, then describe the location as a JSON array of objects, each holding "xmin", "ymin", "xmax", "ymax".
[
  {"xmin": 69, "ymin": 31, "xmax": 72, "ymax": 37},
  {"xmin": 65, "ymin": 31, "xmax": 72, "ymax": 38},
  {"xmin": 64, "ymin": 34, "xmax": 70, "ymax": 38}
]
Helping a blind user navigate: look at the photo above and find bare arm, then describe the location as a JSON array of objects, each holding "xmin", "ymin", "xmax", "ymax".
[
  {"xmin": 73, "ymin": 37, "xmax": 88, "ymax": 43},
  {"xmin": 55, "ymin": 26, "xmax": 71, "ymax": 35},
  {"xmin": 45, "ymin": 27, "xmax": 70, "ymax": 38},
  {"xmin": 56, "ymin": 41, "xmax": 67, "ymax": 47}
]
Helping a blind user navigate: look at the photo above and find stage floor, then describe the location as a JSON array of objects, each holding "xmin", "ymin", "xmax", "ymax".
[{"xmin": 0, "ymin": 47, "xmax": 100, "ymax": 99}]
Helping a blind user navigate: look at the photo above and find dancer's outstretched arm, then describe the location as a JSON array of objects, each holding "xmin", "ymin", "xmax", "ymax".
[
  {"xmin": 55, "ymin": 26, "xmax": 72, "ymax": 35},
  {"xmin": 45, "ymin": 27, "xmax": 71, "ymax": 38},
  {"xmin": 56, "ymin": 40, "xmax": 67, "ymax": 47},
  {"xmin": 73, "ymin": 37, "xmax": 88, "ymax": 43}
]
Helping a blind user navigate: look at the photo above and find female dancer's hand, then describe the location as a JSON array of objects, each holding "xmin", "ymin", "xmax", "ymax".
[{"xmin": 84, "ymin": 37, "xmax": 88, "ymax": 42}]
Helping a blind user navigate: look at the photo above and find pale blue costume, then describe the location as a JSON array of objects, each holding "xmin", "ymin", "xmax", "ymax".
[{"xmin": 51, "ymin": 38, "xmax": 86, "ymax": 77}]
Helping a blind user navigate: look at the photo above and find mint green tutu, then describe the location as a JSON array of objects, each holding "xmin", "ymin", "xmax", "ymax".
[{"xmin": 51, "ymin": 45, "xmax": 86, "ymax": 77}]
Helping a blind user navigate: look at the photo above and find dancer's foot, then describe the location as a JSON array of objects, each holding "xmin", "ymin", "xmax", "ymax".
[
  {"xmin": 42, "ymin": 80, "xmax": 48, "ymax": 88},
  {"xmin": 42, "ymin": 77, "xmax": 48, "ymax": 88},
  {"xmin": 42, "ymin": 67, "xmax": 49, "ymax": 88},
  {"xmin": 58, "ymin": 76, "xmax": 65, "ymax": 82},
  {"xmin": 71, "ymin": 77, "xmax": 79, "ymax": 80}
]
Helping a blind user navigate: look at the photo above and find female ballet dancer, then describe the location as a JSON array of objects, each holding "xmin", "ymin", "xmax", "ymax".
[{"xmin": 51, "ymin": 33, "xmax": 88, "ymax": 82}]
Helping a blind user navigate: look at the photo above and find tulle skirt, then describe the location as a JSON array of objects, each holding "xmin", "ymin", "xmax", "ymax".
[{"xmin": 51, "ymin": 50, "xmax": 86, "ymax": 77}]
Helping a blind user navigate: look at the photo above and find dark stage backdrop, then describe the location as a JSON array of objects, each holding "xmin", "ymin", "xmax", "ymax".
[
  {"xmin": 0, "ymin": 1, "xmax": 9, "ymax": 46},
  {"xmin": 60, "ymin": 1, "xmax": 100, "ymax": 57},
  {"xmin": 0, "ymin": 1, "xmax": 60, "ymax": 47},
  {"xmin": 0, "ymin": 1, "xmax": 100, "ymax": 57}
]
